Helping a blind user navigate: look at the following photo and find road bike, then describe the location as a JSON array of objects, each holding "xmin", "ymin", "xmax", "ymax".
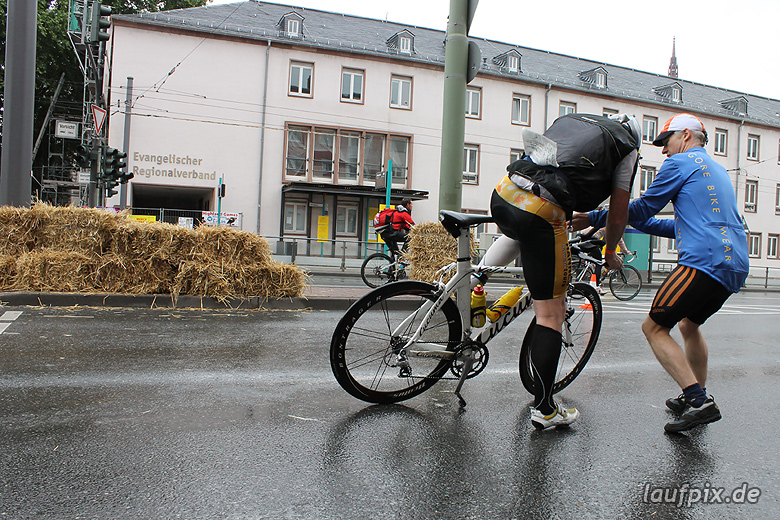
[
  {"xmin": 360, "ymin": 248, "xmax": 409, "ymax": 288},
  {"xmin": 331, "ymin": 210, "xmax": 602, "ymax": 406},
  {"xmin": 570, "ymin": 234, "xmax": 642, "ymax": 301}
]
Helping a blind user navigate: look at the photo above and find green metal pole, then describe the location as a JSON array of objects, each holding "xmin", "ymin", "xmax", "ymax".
[
  {"xmin": 386, "ymin": 159, "xmax": 392, "ymax": 208},
  {"xmin": 438, "ymin": 0, "xmax": 469, "ymax": 212}
]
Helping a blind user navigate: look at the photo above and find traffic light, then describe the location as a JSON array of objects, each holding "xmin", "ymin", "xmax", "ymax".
[
  {"xmin": 101, "ymin": 147, "xmax": 119, "ymax": 181},
  {"xmin": 88, "ymin": 1, "xmax": 112, "ymax": 43},
  {"xmin": 76, "ymin": 144, "xmax": 91, "ymax": 168},
  {"xmin": 114, "ymin": 151, "xmax": 132, "ymax": 184}
]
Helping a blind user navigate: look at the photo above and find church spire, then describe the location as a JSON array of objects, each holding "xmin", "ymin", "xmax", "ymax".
[{"xmin": 668, "ymin": 37, "xmax": 678, "ymax": 78}]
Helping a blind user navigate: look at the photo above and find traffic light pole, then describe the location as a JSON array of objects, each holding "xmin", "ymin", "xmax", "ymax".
[
  {"xmin": 0, "ymin": 0, "xmax": 36, "ymax": 207},
  {"xmin": 438, "ymin": 0, "xmax": 470, "ymax": 212}
]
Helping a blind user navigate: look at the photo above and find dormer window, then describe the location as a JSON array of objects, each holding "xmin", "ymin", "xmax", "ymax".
[
  {"xmin": 386, "ymin": 30, "xmax": 415, "ymax": 55},
  {"xmin": 578, "ymin": 67, "xmax": 608, "ymax": 89},
  {"xmin": 653, "ymin": 82, "xmax": 683, "ymax": 104},
  {"xmin": 277, "ymin": 12, "xmax": 304, "ymax": 39},
  {"xmin": 720, "ymin": 96, "xmax": 749, "ymax": 116},
  {"xmin": 286, "ymin": 19, "xmax": 299, "ymax": 37},
  {"xmin": 399, "ymin": 36, "xmax": 411, "ymax": 54},
  {"xmin": 493, "ymin": 50, "xmax": 522, "ymax": 73}
]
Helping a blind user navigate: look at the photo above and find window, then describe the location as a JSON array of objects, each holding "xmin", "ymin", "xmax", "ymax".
[
  {"xmin": 389, "ymin": 137, "xmax": 409, "ymax": 185},
  {"xmin": 390, "ymin": 75, "xmax": 412, "ymax": 109},
  {"xmin": 363, "ymin": 133, "xmax": 386, "ymax": 184},
  {"xmin": 465, "ymin": 87, "xmax": 481, "ymax": 118},
  {"xmin": 776, "ymin": 184, "xmax": 780, "ymax": 214},
  {"xmin": 559, "ymin": 102, "xmax": 576, "ymax": 117},
  {"xmin": 768, "ymin": 234, "xmax": 779, "ymax": 259},
  {"xmin": 312, "ymin": 129, "xmax": 335, "ymax": 180},
  {"xmin": 338, "ymin": 132, "xmax": 360, "ymax": 183},
  {"xmin": 603, "ymin": 108, "xmax": 619, "ymax": 117},
  {"xmin": 671, "ymin": 87, "xmax": 681, "ymax": 102},
  {"xmin": 341, "ymin": 69, "xmax": 364, "ymax": 103},
  {"xmin": 714, "ymin": 129, "xmax": 727, "ymax": 156},
  {"xmin": 748, "ymin": 233, "xmax": 761, "ymax": 258},
  {"xmin": 286, "ymin": 125, "xmax": 410, "ymax": 187},
  {"xmin": 336, "ymin": 205, "xmax": 358, "ymax": 235},
  {"xmin": 284, "ymin": 201, "xmax": 307, "ymax": 233},
  {"xmin": 745, "ymin": 179, "xmax": 757, "ymax": 212},
  {"xmin": 747, "ymin": 134, "xmax": 759, "ymax": 160},
  {"xmin": 667, "ymin": 239, "xmax": 678, "ymax": 254},
  {"xmin": 286, "ymin": 18, "xmax": 300, "ymax": 37},
  {"xmin": 512, "ymin": 94, "xmax": 530, "ymax": 125},
  {"xmin": 289, "ymin": 62, "xmax": 313, "ymax": 97},
  {"xmin": 463, "ymin": 144, "xmax": 479, "ymax": 183},
  {"xmin": 640, "ymin": 167, "xmax": 656, "ymax": 195},
  {"xmin": 643, "ymin": 116, "xmax": 657, "ymax": 143},
  {"xmin": 399, "ymin": 36, "xmax": 412, "ymax": 54},
  {"xmin": 507, "ymin": 54, "xmax": 519, "ymax": 72},
  {"xmin": 595, "ymin": 71, "xmax": 606, "ymax": 88},
  {"xmin": 285, "ymin": 126, "xmax": 309, "ymax": 178},
  {"xmin": 510, "ymin": 148, "xmax": 524, "ymax": 163}
]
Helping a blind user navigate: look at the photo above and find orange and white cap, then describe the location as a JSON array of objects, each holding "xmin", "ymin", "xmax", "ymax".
[{"xmin": 653, "ymin": 113, "xmax": 707, "ymax": 146}]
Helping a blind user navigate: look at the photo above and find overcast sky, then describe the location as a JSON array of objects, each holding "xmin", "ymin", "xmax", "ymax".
[{"xmin": 208, "ymin": 0, "xmax": 780, "ymax": 101}]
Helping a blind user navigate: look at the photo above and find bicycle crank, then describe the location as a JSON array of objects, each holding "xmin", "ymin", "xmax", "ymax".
[{"xmin": 451, "ymin": 340, "xmax": 489, "ymax": 407}]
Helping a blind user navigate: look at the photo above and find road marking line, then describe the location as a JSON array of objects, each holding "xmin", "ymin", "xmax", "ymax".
[
  {"xmin": 0, "ymin": 311, "xmax": 22, "ymax": 321},
  {"xmin": 0, "ymin": 322, "xmax": 11, "ymax": 334}
]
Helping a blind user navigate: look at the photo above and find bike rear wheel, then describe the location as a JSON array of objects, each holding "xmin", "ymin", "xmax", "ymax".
[
  {"xmin": 518, "ymin": 282, "xmax": 602, "ymax": 394},
  {"xmin": 330, "ymin": 280, "xmax": 462, "ymax": 404},
  {"xmin": 360, "ymin": 252, "xmax": 394, "ymax": 288},
  {"xmin": 609, "ymin": 264, "xmax": 642, "ymax": 300}
]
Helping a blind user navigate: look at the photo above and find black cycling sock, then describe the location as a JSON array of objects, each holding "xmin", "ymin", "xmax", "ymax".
[
  {"xmin": 682, "ymin": 383, "xmax": 707, "ymax": 408},
  {"xmin": 530, "ymin": 323, "xmax": 562, "ymax": 415}
]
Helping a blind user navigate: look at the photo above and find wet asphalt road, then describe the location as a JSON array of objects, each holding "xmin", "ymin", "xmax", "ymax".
[{"xmin": 1, "ymin": 290, "xmax": 779, "ymax": 519}]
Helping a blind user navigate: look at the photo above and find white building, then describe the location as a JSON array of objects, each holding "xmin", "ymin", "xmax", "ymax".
[{"xmin": 106, "ymin": 1, "xmax": 780, "ymax": 274}]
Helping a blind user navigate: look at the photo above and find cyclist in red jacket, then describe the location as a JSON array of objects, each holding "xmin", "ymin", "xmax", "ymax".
[{"xmin": 379, "ymin": 198, "xmax": 415, "ymax": 257}]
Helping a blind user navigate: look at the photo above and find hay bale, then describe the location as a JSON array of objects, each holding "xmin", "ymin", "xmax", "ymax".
[
  {"xmin": 0, "ymin": 255, "xmax": 17, "ymax": 289},
  {"xmin": 405, "ymin": 221, "xmax": 477, "ymax": 283},
  {"xmin": 0, "ymin": 203, "xmax": 306, "ymax": 299},
  {"xmin": 14, "ymin": 249, "xmax": 99, "ymax": 293}
]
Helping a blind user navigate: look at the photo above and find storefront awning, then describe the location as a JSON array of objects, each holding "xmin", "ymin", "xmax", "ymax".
[{"xmin": 282, "ymin": 182, "xmax": 428, "ymax": 200}]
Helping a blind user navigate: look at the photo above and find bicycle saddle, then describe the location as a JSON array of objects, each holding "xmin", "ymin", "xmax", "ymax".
[{"xmin": 439, "ymin": 210, "xmax": 494, "ymax": 238}]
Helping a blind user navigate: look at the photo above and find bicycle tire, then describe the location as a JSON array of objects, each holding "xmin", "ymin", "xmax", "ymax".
[
  {"xmin": 518, "ymin": 282, "xmax": 602, "ymax": 394},
  {"xmin": 330, "ymin": 280, "xmax": 462, "ymax": 404},
  {"xmin": 360, "ymin": 252, "xmax": 394, "ymax": 288},
  {"xmin": 609, "ymin": 264, "xmax": 642, "ymax": 301}
]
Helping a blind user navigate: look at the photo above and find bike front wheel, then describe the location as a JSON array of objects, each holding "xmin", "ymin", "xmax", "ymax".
[
  {"xmin": 518, "ymin": 282, "xmax": 602, "ymax": 394},
  {"xmin": 360, "ymin": 252, "xmax": 394, "ymax": 288},
  {"xmin": 330, "ymin": 280, "xmax": 463, "ymax": 404},
  {"xmin": 609, "ymin": 264, "xmax": 642, "ymax": 301}
]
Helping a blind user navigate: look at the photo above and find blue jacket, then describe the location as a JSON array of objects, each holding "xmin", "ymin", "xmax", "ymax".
[{"xmin": 590, "ymin": 147, "xmax": 749, "ymax": 293}]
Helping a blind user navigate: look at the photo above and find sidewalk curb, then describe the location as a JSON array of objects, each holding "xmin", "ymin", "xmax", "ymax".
[{"xmin": 0, "ymin": 292, "xmax": 362, "ymax": 311}]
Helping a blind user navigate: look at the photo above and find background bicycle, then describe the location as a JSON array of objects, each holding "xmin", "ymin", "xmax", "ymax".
[
  {"xmin": 570, "ymin": 234, "xmax": 642, "ymax": 301},
  {"xmin": 332, "ymin": 211, "xmax": 603, "ymax": 406},
  {"xmin": 360, "ymin": 248, "xmax": 409, "ymax": 288}
]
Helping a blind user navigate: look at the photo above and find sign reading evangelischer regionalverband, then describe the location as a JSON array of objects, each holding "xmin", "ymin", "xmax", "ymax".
[{"xmin": 132, "ymin": 152, "xmax": 218, "ymax": 181}]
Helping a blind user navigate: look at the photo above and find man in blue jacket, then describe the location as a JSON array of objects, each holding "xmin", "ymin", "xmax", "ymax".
[{"xmin": 572, "ymin": 113, "xmax": 749, "ymax": 433}]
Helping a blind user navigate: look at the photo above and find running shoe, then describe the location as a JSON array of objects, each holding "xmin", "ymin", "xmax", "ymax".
[
  {"xmin": 531, "ymin": 402, "xmax": 579, "ymax": 430},
  {"xmin": 665, "ymin": 394, "xmax": 687, "ymax": 414},
  {"xmin": 664, "ymin": 398, "xmax": 721, "ymax": 433}
]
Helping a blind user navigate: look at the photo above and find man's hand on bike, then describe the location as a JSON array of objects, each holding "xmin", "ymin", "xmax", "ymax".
[
  {"xmin": 605, "ymin": 250, "xmax": 623, "ymax": 271},
  {"xmin": 567, "ymin": 212, "xmax": 591, "ymax": 232}
]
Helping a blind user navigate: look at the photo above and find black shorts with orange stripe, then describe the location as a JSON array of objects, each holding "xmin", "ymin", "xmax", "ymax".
[{"xmin": 649, "ymin": 265, "xmax": 732, "ymax": 328}]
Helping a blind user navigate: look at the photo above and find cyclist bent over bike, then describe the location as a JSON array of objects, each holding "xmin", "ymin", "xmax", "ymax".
[
  {"xmin": 379, "ymin": 198, "xmax": 415, "ymax": 258},
  {"xmin": 480, "ymin": 113, "xmax": 640, "ymax": 430}
]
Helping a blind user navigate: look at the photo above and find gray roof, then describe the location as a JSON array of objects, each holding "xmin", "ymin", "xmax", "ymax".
[{"xmin": 115, "ymin": 0, "xmax": 780, "ymax": 128}]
